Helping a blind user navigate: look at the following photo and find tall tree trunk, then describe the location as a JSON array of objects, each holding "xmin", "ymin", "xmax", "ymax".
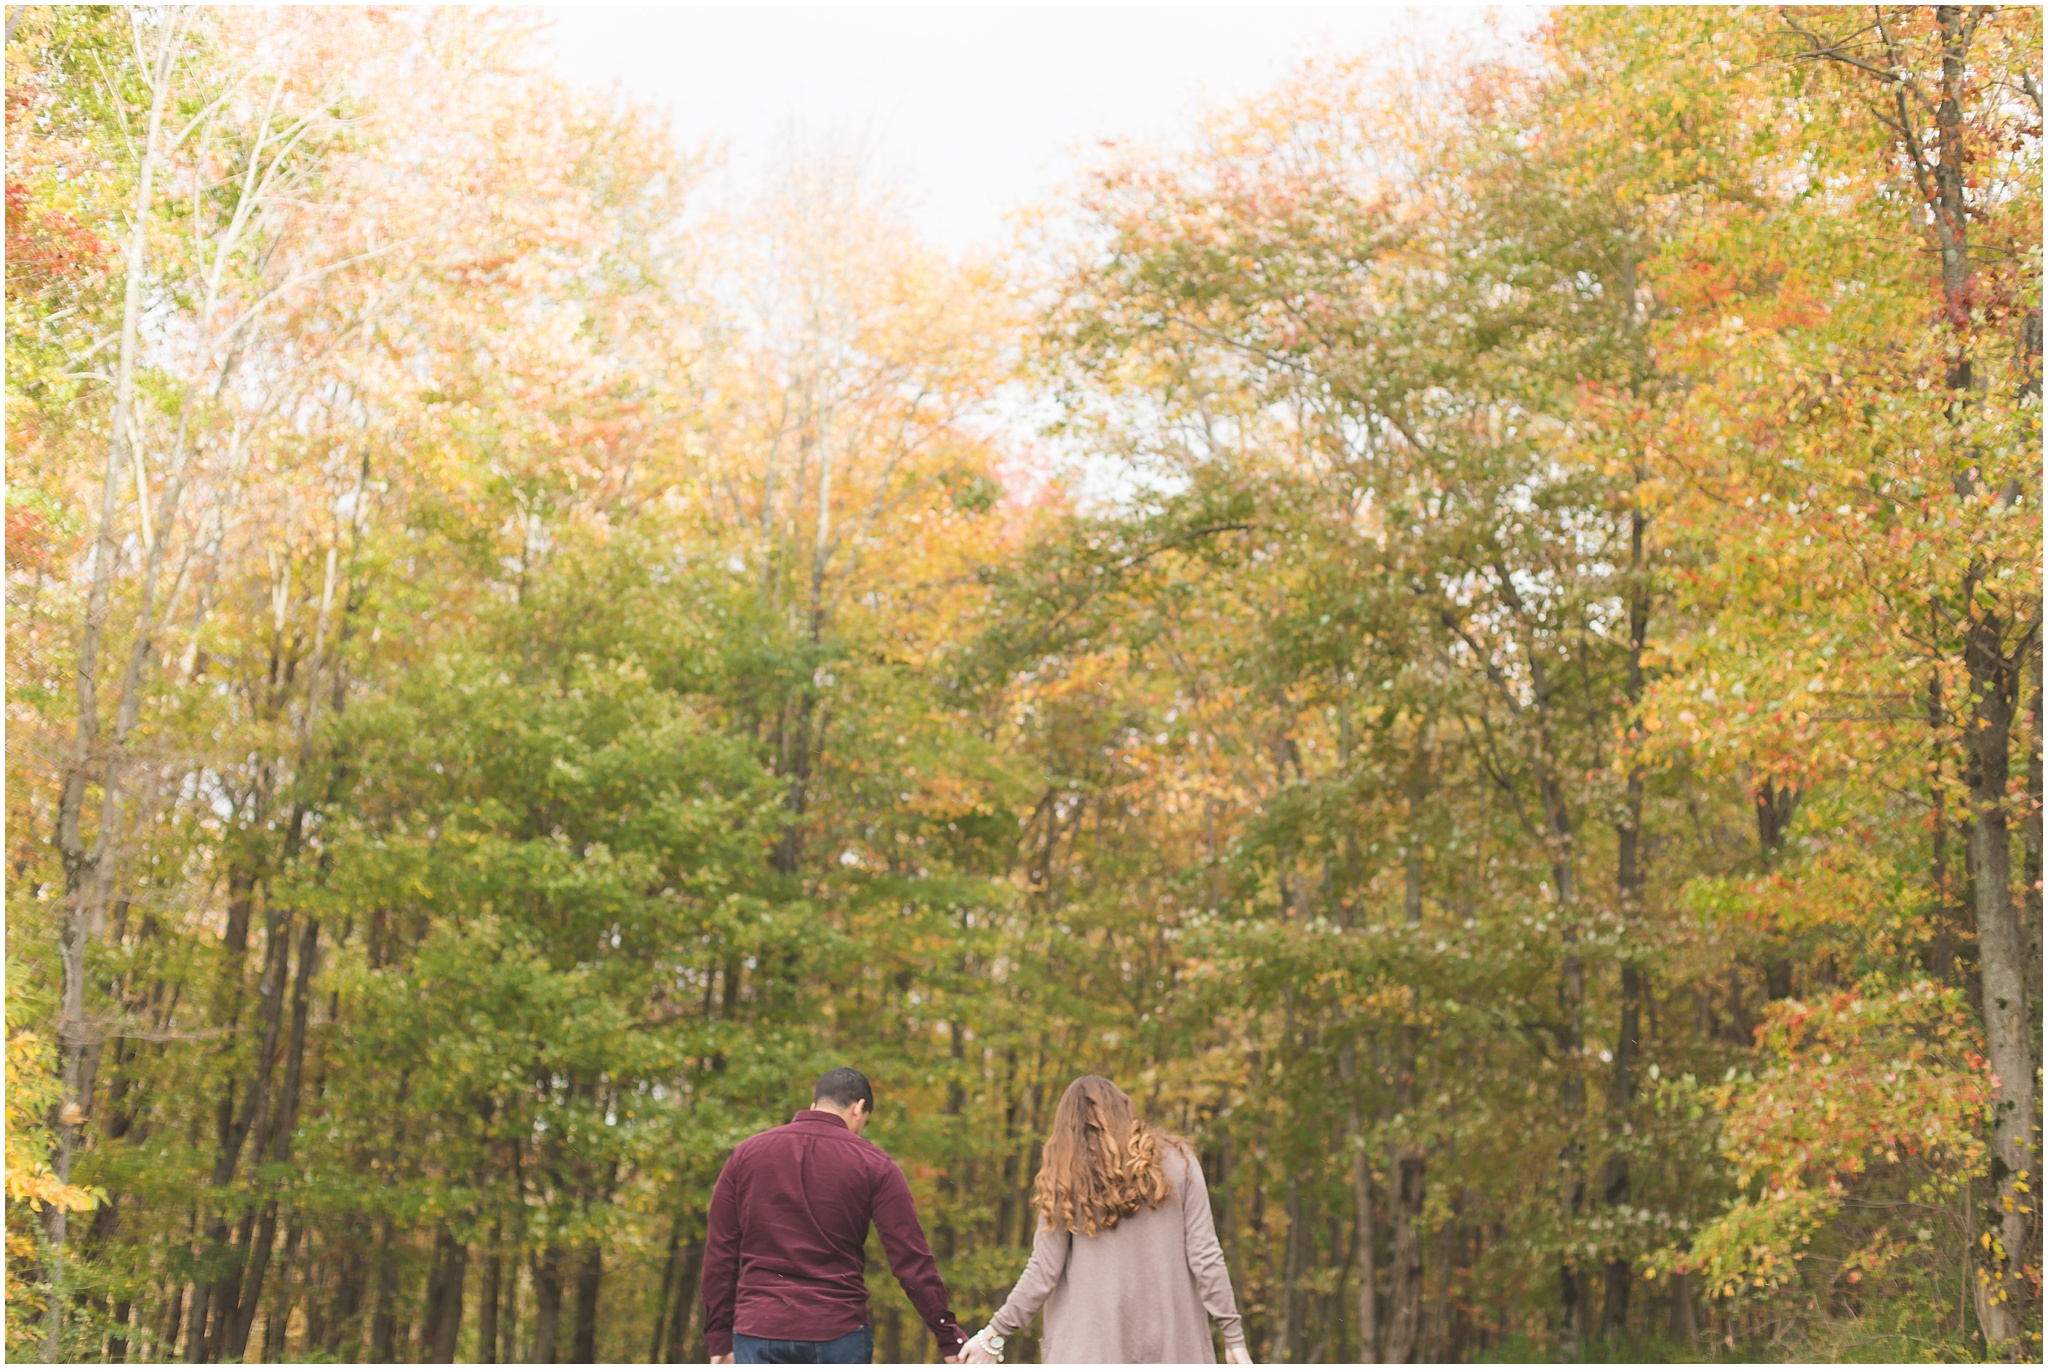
[
  {"xmin": 185, "ymin": 1273, "xmax": 213, "ymax": 1362},
  {"xmin": 1343, "ymin": 1042, "xmax": 1379, "ymax": 1363},
  {"xmin": 1754, "ymin": 779, "xmax": 1801, "ymax": 1000},
  {"xmin": 45, "ymin": 20, "xmax": 185, "ymax": 1361},
  {"xmin": 666, "ymin": 1229, "xmax": 705, "ymax": 1364},
  {"xmin": 1962, "ymin": 603, "xmax": 2040, "ymax": 1348},
  {"xmin": 1420, "ymin": 1201, "xmax": 1458, "ymax": 1361},
  {"xmin": 161, "ymin": 1281, "xmax": 187, "ymax": 1361},
  {"xmin": 1385, "ymin": 1141, "xmax": 1426, "ymax": 1365},
  {"xmin": 106, "ymin": 1299, "xmax": 132, "ymax": 1364},
  {"xmin": 368, "ymin": 1216, "xmax": 400, "ymax": 1364},
  {"xmin": 995, "ymin": 1064, "xmax": 1026, "ymax": 1250},
  {"xmin": 881, "ymin": 1308, "xmax": 904, "ymax": 1365},
  {"xmin": 1546, "ymin": 773, "xmax": 1590, "ymax": 1361},
  {"xmin": 1597, "ymin": 524, "xmax": 1662, "ymax": 1344},
  {"xmin": 324, "ymin": 1232, "xmax": 367, "ymax": 1359},
  {"xmin": 529, "ymin": 1244, "xmax": 563, "ymax": 1364},
  {"xmin": 569, "ymin": 1246, "xmax": 602, "ymax": 1364},
  {"xmin": 649, "ymin": 1223, "xmax": 683, "ymax": 1363},
  {"xmin": 1601, "ymin": 496, "xmax": 1653, "ymax": 1344},
  {"xmin": 1668, "ymin": 1271, "xmax": 1698, "ymax": 1346},
  {"xmin": 302, "ymin": 1256, "xmax": 330, "ymax": 1355},
  {"xmin": 1276, "ymin": 1178, "xmax": 1308, "ymax": 1363},
  {"xmin": 1928, "ymin": 656, "xmax": 1966, "ymax": 984},
  {"xmin": 937, "ymin": 1021, "xmax": 966, "ymax": 1262},
  {"xmin": 500, "ymin": 1243, "xmax": 522, "ymax": 1365},
  {"xmin": 1321, "ymin": 1210, "xmax": 1344, "ymax": 1364},
  {"xmin": 423, "ymin": 1226, "xmax": 468, "ymax": 1363},
  {"xmin": 1921, "ymin": 14, "xmax": 2038, "ymax": 1341},
  {"xmin": 2022, "ymin": 639, "xmax": 2043, "ymax": 1037},
  {"xmin": 1599, "ymin": 962, "xmax": 1643, "ymax": 1344},
  {"xmin": 1386, "ymin": 736, "xmax": 1430, "ymax": 1364},
  {"xmin": 219, "ymin": 917, "xmax": 319, "ymax": 1361},
  {"xmin": 261, "ymin": 1220, "xmax": 303, "ymax": 1361},
  {"xmin": 193, "ymin": 905, "xmax": 296, "ymax": 1362},
  {"xmin": 479, "ymin": 1231, "xmax": 503, "ymax": 1367},
  {"xmin": 221, "ymin": 1204, "xmax": 279, "ymax": 1362}
]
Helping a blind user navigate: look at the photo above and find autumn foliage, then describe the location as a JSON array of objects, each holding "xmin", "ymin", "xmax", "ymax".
[{"xmin": 4, "ymin": 5, "xmax": 2040, "ymax": 1364}]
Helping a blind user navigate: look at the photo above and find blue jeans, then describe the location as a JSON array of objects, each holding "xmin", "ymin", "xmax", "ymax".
[{"xmin": 733, "ymin": 1325, "xmax": 873, "ymax": 1364}]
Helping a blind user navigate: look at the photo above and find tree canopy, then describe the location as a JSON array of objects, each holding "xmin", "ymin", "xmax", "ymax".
[{"xmin": 6, "ymin": 6, "xmax": 2041, "ymax": 1363}]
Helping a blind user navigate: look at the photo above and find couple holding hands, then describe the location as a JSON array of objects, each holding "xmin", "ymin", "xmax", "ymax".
[{"xmin": 702, "ymin": 1069, "xmax": 1253, "ymax": 1365}]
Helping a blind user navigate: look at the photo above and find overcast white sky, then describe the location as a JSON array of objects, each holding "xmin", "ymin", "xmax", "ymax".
[{"xmin": 541, "ymin": 4, "xmax": 1543, "ymax": 256}]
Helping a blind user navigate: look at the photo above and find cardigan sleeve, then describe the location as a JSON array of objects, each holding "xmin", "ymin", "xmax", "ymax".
[
  {"xmin": 986, "ymin": 1219, "xmax": 1073, "ymax": 1340},
  {"xmin": 1179, "ymin": 1150, "xmax": 1247, "ymax": 1354}
]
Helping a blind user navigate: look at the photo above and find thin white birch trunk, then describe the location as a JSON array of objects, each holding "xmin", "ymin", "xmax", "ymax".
[{"xmin": 46, "ymin": 12, "xmax": 185, "ymax": 1360}]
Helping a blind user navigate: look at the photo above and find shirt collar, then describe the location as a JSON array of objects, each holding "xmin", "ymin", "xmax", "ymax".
[{"xmin": 793, "ymin": 1108, "xmax": 850, "ymax": 1130}]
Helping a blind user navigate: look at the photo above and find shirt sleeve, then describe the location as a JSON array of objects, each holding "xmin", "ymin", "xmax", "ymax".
[
  {"xmin": 986, "ymin": 1219, "xmax": 1072, "ymax": 1340},
  {"xmin": 1179, "ymin": 1149, "xmax": 1246, "ymax": 1355},
  {"xmin": 701, "ymin": 1150, "xmax": 745, "ymax": 1358},
  {"xmin": 870, "ymin": 1157, "xmax": 966, "ymax": 1356}
]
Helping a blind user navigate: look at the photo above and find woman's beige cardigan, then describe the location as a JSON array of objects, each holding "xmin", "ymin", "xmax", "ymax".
[{"xmin": 983, "ymin": 1145, "xmax": 1247, "ymax": 1363}]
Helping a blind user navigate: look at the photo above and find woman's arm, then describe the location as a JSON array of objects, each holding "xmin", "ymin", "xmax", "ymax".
[
  {"xmin": 984, "ymin": 1220, "xmax": 1073, "ymax": 1340},
  {"xmin": 1179, "ymin": 1150, "xmax": 1249, "ymax": 1360}
]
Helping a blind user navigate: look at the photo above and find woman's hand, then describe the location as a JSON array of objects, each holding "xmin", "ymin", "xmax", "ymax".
[
  {"xmin": 960, "ymin": 1328, "xmax": 1004, "ymax": 1364},
  {"xmin": 1226, "ymin": 1345, "xmax": 1254, "ymax": 1365}
]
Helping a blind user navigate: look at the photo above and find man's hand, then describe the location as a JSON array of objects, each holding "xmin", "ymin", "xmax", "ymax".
[
  {"xmin": 943, "ymin": 1357, "xmax": 963, "ymax": 1365},
  {"xmin": 710, "ymin": 1356, "xmax": 735, "ymax": 1365}
]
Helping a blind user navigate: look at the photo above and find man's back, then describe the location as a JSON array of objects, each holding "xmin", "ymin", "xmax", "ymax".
[
  {"xmin": 716, "ymin": 1111, "xmax": 898, "ymax": 1323},
  {"xmin": 702, "ymin": 1109, "xmax": 963, "ymax": 1361}
]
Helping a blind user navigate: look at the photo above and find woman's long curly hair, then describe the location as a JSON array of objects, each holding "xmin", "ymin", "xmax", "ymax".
[{"xmin": 1031, "ymin": 1076, "xmax": 1180, "ymax": 1236}]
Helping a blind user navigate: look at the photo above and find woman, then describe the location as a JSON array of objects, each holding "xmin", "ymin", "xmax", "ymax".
[{"xmin": 962, "ymin": 1076, "xmax": 1252, "ymax": 1365}]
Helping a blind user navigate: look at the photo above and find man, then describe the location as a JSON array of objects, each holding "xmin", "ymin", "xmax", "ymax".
[{"xmin": 703, "ymin": 1067, "xmax": 967, "ymax": 1365}]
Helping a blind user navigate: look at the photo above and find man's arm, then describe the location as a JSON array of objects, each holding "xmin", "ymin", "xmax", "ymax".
[
  {"xmin": 870, "ymin": 1159, "xmax": 967, "ymax": 1360},
  {"xmin": 701, "ymin": 1152, "xmax": 745, "ymax": 1362}
]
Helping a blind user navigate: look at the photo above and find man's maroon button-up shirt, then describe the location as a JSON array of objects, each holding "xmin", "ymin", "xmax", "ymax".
[{"xmin": 701, "ymin": 1109, "xmax": 964, "ymax": 1358}]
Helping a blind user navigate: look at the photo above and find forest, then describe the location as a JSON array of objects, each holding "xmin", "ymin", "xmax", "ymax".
[{"xmin": 3, "ymin": 5, "xmax": 2041, "ymax": 1364}]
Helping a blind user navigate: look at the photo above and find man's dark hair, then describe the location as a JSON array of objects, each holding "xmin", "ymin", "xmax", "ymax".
[{"xmin": 813, "ymin": 1066, "xmax": 874, "ymax": 1114}]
